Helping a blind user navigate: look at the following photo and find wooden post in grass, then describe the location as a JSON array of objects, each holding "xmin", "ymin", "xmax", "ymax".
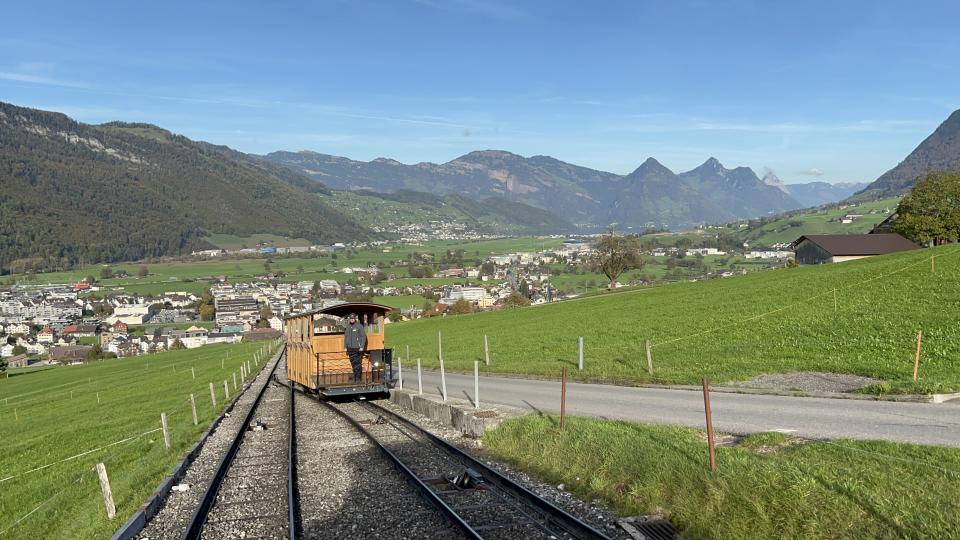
[
  {"xmin": 914, "ymin": 330, "xmax": 923, "ymax": 382},
  {"xmin": 190, "ymin": 394, "xmax": 198, "ymax": 425},
  {"xmin": 474, "ymin": 361, "xmax": 480, "ymax": 409},
  {"xmin": 191, "ymin": 367, "xmax": 196, "ymax": 380},
  {"xmin": 702, "ymin": 378, "xmax": 717, "ymax": 472},
  {"xmin": 398, "ymin": 355, "xmax": 403, "ymax": 390},
  {"xmin": 209, "ymin": 382, "xmax": 217, "ymax": 407},
  {"xmin": 97, "ymin": 392, "xmax": 100, "ymax": 404},
  {"xmin": 440, "ymin": 353, "xmax": 448, "ymax": 402},
  {"xmin": 161, "ymin": 413, "xmax": 170, "ymax": 449},
  {"xmin": 438, "ymin": 331, "xmax": 443, "ymax": 366},
  {"xmin": 484, "ymin": 335, "xmax": 490, "ymax": 366},
  {"xmin": 578, "ymin": 337, "xmax": 584, "ymax": 371},
  {"xmin": 645, "ymin": 340, "xmax": 654, "ymax": 375},
  {"xmin": 224, "ymin": 380, "xmax": 230, "ymax": 401},
  {"xmin": 14, "ymin": 408, "xmax": 18, "ymax": 421},
  {"xmin": 233, "ymin": 372, "xmax": 237, "ymax": 390},
  {"xmin": 560, "ymin": 367, "xmax": 567, "ymax": 430},
  {"xmin": 96, "ymin": 463, "xmax": 116, "ymax": 519},
  {"xmin": 417, "ymin": 358, "xmax": 423, "ymax": 395}
]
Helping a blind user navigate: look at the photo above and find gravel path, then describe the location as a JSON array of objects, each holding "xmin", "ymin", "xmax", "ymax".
[
  {"xmin": 727, "ymin": 371, "xmax": 883, "ymax": 393},
  {"xmin": 136, "ymin": 350, "xmax": 284, "ymax": 540}
]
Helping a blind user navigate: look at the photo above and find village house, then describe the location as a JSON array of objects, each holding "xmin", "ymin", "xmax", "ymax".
[
  {"xmin": 48, "ymin": 345, "xmax": 92, "ymax": 364},
  {"xmin": 37, "ymin": 326, "xmax": 55, "ymax": 344},
  {"xmin": 167, "ymin": 326, "xmax": 209, "ymax": 349},
  {"xmin": 792, "ymin": 234, "xmax": 919, "ymax": 265},
  {"xmin": 6, "ymin": 354, "xmax": 29, "ymax": 368}
]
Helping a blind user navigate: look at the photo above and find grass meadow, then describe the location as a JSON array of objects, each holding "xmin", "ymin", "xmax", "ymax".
[
  {"xmin": 484, "ymin": 414, "xmax": 960, "ymax": 538},
  {"xmin": 389, "ymin": 244, "xmax": 960, "ymax": 394},
  {"xmin": 0, "ymin": 340, "xmax": 279, "ymax": 539}
]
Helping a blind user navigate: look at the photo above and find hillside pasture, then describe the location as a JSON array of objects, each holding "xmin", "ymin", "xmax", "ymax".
[
  {"xmin": 389, "ymin": 244, "xmax": 959, "ymax": 394},
  {"xmin": 0, "ymin": 341, "xmax": 278, "ymax": 539}
]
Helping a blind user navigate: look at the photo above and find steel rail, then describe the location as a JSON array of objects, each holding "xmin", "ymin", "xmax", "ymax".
[
  {"xmin": 180, "ymin": 346, "xmax": 294, "ymax": 540},
  {"xmin": 363, "ymin": 400, "xmax": 612, "ymax": 540},
  {"xmin": 317, "ymin": 399, "xmax": 484, "ymax": 540},
  {"xmin": 288, "ymin": 379, "xmax": 299, "ymax": 539}
]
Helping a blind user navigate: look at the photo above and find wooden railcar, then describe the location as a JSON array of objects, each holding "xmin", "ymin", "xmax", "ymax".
[{"xmin": 284, "ymin": 302, "xmax": 395, "ymax": 397}]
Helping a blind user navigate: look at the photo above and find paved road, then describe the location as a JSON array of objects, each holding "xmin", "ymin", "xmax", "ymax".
[{"xmin": 408, "ymin": 370, "xmax": 960, "ymax": 447}]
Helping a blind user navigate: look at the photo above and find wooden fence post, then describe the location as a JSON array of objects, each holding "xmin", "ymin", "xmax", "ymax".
[
  {"xmin": 191, "ymin": 367, "xmax": 196, "ymax": 380},
  {"xmin": 224, "ymin": 380, "xmax": 230, "ymax": 401},
  {"xmin": 190, "ymin": 394, "xmax": 198, "ymax": 425},
  {"xmin": 161, "ymin": 413, "xmax": 171, "ymax": 449},
  {"xmin": 209, "ymin": 382, "xmax": 217, "ymax": 407},
  {"xmin": 417, "ymin": 358, "xmax": 423, "ymax": 396},
  {"xmin": 440, "ymin": 352, "xmax": 448, "ymax": 402},
  {"xmin": 96, "ymin": 463, "xmax": 117, "ymax": 519},
  {"xmin": 578, "ymin": 337, "xmax": 584, "ymax": 371},
  {"xmin": 484, "ymin": 334, "xmax": 490, "ymax": 366},
  {"xmin": 702, "ymin": 378, "xmax": 717, "ymax": 472},
  {"xmin": 474, "ymin": 361, "xmax": 480, "ymax": 409},
  {"xmin": 233, "ymin": 372, "xmax": 237, "ymax": 390},
  {"xmin": 398, "ymin": 355, "xmax": 403, "ymax": 390},
  {"xmin": 438, "ymin": 331, "xmax": 443, "ymax": 365},
  {"xmin": 645, "ymin": 340, "xmax": 654, "ymax": 375},
  {"xmin": 560, "ymin": 367, "xmax": 567, "ymax": 430},
  {"xmin": 914, "ymin": 330, "xmax": 923, "ymax": 382}
]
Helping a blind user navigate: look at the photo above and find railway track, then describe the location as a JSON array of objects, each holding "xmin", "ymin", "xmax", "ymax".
[
  {"xmin": 322, "ymin": 399, "xmax": 614, "ymax": 540},
  {"xmin": 181, "ymin": 352, "xmax": 298, "ymax": 540}
]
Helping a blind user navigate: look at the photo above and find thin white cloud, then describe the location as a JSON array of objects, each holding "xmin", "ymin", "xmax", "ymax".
[
  {"xmin": 0, "ymin": 71, "xmax": 89, "ymax": 88},
  {"xmin": 798, "ymin": 168, "xmax": 825, "ymax": 176}
]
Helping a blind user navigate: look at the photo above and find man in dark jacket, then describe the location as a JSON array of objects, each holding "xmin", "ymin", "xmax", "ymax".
[{"xmin": 343, "ymin": 313, "xmax": 367, "ymax": 382}]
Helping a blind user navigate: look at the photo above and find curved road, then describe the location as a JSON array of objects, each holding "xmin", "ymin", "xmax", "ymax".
[{"xmin": 414, "ymin": 371, "xmax": 960, "ymax": 447}]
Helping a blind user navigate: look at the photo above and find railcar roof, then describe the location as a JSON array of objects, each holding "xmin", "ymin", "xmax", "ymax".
[{"xmin": 283, "ymin": 302, "xmax": 393, "ymax": 321}]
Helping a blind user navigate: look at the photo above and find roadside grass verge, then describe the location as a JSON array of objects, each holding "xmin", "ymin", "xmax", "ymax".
[
  {"xmin": 483, "ymin": 414, "xmax": 960, "ymax": 539},
  {"xmin": 0, "ymin": 341, "xmax": 278, "ymax": 539},
  {"xmin": 390, "ymin": 245, "xmax": 960, "ymax": 393}
]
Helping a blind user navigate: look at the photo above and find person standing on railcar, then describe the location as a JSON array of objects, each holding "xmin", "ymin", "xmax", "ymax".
[{"xmin": 344, "ymin": 312, "xmax": 367, "ymax": 382}]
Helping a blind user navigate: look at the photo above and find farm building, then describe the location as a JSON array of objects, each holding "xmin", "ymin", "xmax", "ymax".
[{"xmin": 792, "ymin": 234, "xmax": 919, "ymax": 265}]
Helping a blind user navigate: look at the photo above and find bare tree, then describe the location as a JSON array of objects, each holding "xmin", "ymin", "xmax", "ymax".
[{"xmin": 591, "ymin": 229, "xmax": 644, "ymax": 289}]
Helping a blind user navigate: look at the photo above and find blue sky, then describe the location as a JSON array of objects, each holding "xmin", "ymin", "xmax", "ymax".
[{"xmin": 1, "ymin": 0, "xmax": 958, "ymax": 183}]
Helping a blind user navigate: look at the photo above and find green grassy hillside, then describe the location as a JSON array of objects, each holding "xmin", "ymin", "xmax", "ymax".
[
  {"xmin": 0, "ymin": 341, "xmax": 278, "ymax": 538},
  {"xmin": 389, "ymin": 244, "xmax": 958, "ymax": 393},
  {"xmin": 734, "ymin": 197, "xmax": 900, "ymax": 246}
]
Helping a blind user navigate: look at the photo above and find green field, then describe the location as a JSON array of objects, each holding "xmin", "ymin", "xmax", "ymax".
[
  {"xmin": 389, "ymin": 244, "xmax": 958, "ymax": 394},
  {"xmin": 372, "ymin": 295, "xmax": 431, "ymax": 310},
  {"xmin": 202, "ymin": 233, "xmax": 313, "ymax": 250},
  {"xmin": 485, "ymin": 414, "xmax": 960, "ymax": 538},
  {"xmin": 0, "ymin": 341, "xmax": 279, "ymax": 538},
  {"xmin": 734, "ymin": 197, "xmax": 900, "ymax": 246},
  {"xmin": 7, "ymin": 237, "xmax": 562, "ymax": 297}
]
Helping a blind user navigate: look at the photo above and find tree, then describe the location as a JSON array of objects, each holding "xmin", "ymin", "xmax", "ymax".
[
  {"xmin": 85, "ymin": 275, "xmax": 97, "ymax": 284},
  {"xmin": 86, "ymin": 343, "xmax": 104, "ymax": 362},
  {"xmin": 137, "ymin": 265, "xmax": 149, "ymax": 277},
  {"xmin": 894, "ymin": 171, "xmax": 960, "ymax": 245},
  {"xmin": 256, "ymin": 319, "xmax": 271, "ymax": 328},
  {"xmin": 591, "ymin": 229, "xmax": 644, "ymax": 288},
  {"xmin": 199, "ymin": 304, "xmax": 216, "ymax": 321},
  {"xmin": 260, "ymin": 304, "xmax": 274, "ymax": 321},
  {"xmin": 170, "ymin": 338, "xmax": 187, "ymax": 350},
  {"xmin": 502, "ymin": 293, "xmax": 531, "ymax": 308},
  {"xmin": 12, "ymin": 344, "xmax": 27, "ymax": 356},
  {"xmin": 0, "ymin": 355, "xmax": 7, "ymax": 377},
  {"xmin": 99, "ymin": 267, "xmax": 114, "ymax": 279},
  {"xmin": 449, "ymin": 299, "xmax": 473, "ymax": 315}
]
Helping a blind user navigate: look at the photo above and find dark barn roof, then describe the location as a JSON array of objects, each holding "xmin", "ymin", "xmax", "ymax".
[{"xmin": 793, "ymin": 234, "xmax": 919, "ymax": 256}]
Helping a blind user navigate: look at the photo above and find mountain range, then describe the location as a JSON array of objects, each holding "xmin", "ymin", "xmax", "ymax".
[
  {"xmin": 4, "ymin": 99, "xmax": 956, "ymax": 273},
  {"xmin": 264, "ymin": 150, "xmax": 825, "ymax": 228},
  {"xmin": 0, "ymin": 102, "xmax": 372, "ymax": 273}
]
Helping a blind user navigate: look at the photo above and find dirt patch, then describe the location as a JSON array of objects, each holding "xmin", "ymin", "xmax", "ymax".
[{"xmin": 728, "ymin": 371, "xmax": 883, "ymax": 394}]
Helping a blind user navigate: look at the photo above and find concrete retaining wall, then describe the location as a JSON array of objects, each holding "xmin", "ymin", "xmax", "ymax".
[{"xmin": 389, "ymin": 388, "xmax": 520, "ymax": 438}]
